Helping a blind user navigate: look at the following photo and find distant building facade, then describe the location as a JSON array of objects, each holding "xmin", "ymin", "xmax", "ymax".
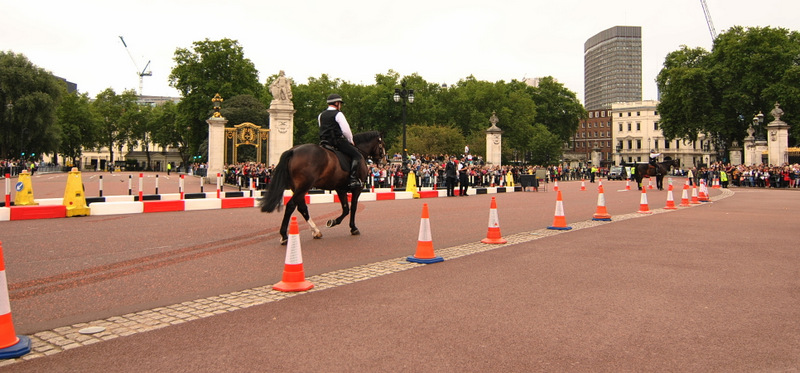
[{"xmin": 584, "ymin": 26, "xmax": 642, "ymax": 111}]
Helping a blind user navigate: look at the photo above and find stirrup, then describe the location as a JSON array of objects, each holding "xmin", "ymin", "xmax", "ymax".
[{"xmin": 348, "ymin": 179, "xmax": 363, "ymax": 190}]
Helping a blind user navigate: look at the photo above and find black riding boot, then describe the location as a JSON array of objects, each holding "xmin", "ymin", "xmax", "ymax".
[{"xmin": 348, "ymin": 159, "xmax": 362, "ymax": 190}]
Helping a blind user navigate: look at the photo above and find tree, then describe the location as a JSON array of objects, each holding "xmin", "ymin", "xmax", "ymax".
[
  {"xmin": 92, "ymin": 88, "xmax": 138, "ymax": 166},
  {"xmin": 0, "ymin": 51, "xmax": 63, "ymax": 159},
  {"xmin": 56, "ymin": 90, "xmax": 97, "ymax": 166},
  {"xmin": 657, "ymin": 26, "xmax": 800, "ymax": 152},
  {"xmin": 220, "ymin": 94, "xmax": 269, "ymax": 128},
  {"xmin": 150, "ymin": 101, "xmax": 191, "ymax": 166},
  {"xmin": 528, "ymin": 76, "xmax": 586, "ymax": 142},
  {"xmin": 402, "ymin": 124, "xmax": 465, "ymax": 157},
  {"xmin": 526, "ymin": 124, "xmax": 563, "ymax": 165},
  {"xmin": 169, "ymin": 38, "xmax": 262, "ymax": 156}
]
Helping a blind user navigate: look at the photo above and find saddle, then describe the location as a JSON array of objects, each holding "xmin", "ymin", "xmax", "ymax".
[
  {"xmin": 320, "ymin": 142, "xmax": 352, "ymax": 172},
  {"xmin": 648, "ymin": 164, "xmax": 661, "ymax": 176}
]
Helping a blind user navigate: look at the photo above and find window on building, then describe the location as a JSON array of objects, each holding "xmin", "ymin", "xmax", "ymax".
[
  {"xmin": 636, "ymin": 139, "xmax": 642, "ymax": 149},
  {"xmin": 654, "ymin": 122, "xmax": 659, "ymax": 130},
  {"xmin": 628, "ymin": 112, "xmax": 632, "ymax": 117},
  {"xmin": 655, "ymin": 111, "xmax": 658, "ymax": 116},
  {"xmin": 582, "ymin": 123, "xmax": 585, "ymax": 128},
  {"xmin": 589, "ymin": 112, "xmax": 593, "ymax": 119},
  {"xmin": 619, "ymin": 113, "xmax": 623, "ymax": 117},
  {"xmin": 627, "ymin": 123, "xmax": 632, "ymax": 131},
  {"xmin": 664, "ymin": 140, "xmax": 670, "ymax": 149},
  {"xmin": 636, "ymin": 156, "xmax": 641, "ymax": 162},
  {"xmin": 636, "ymin": 111, "xmax": 640, "ymax": 116},
  {"xmin": 601, "ymin": 111, "xmax": 606, "ymax": 117},
  {"xmin": 628, "ymin": 140, "xmax": 633, "ymax": 149},
  {"xmin": 675, "ymin": 141, "xmax": 679, "ymax": 150},
  {"xmin": 653, "ymin": 139, "xmax": 658, "ymax": 149},
  {"xmin": 636, "ymin": 122, "xmax": 641, "ymax": 131}
]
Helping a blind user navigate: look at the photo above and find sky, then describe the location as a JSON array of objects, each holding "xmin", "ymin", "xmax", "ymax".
[{"xmin": 3, "ymin": 0, "xmax": 800, "ymax": 105}]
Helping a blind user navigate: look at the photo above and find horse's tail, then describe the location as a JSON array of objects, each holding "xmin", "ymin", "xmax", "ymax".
[{"xmin": 259, "ymin": 149, "xmax": 294, "ymax": 213}]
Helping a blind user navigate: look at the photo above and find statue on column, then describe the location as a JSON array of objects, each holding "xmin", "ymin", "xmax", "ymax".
[{"xmin": 269, "ymin": 70, "xmax": 293, "ymax": 102}]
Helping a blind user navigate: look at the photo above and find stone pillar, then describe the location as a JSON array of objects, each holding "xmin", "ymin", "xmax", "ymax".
[
  {"xmin": 729, "ymin": 140, "xmax": 742, "ymax": 166},
  {"xmin": 485, "ymin": 111, "xmax": 503, "ymax": 166},
  {"xmin": 743, "ymin": 126, "xmax": 756, "ymax": 166},
  {"xmin": 591, "ymin": 148, "xmax": 602, "ymax": 167},
  {"xmin": 766, "ymin": 102, "xmax": 791, "ymax": 165},
  {"xmin": 206, "ymin": 113, "xmax": 228, "ymax": 180},
  {"xmin": 267, "ymin": 70, "xmax": 295, "ymax": 166}
]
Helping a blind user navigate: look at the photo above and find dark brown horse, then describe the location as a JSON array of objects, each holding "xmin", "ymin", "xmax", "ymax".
[
  {"xmin": 633, "ymin": 158, "xmax": 680, "ymax": 190},
  {"xmin": 259, "ymin": 131, "xmax": 386, "ymax": 244}
]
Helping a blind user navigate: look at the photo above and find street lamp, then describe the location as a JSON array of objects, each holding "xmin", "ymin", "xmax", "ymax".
[
  {"xmin": 393, "ymin": 80, "xmax": 414, "ymax": 162},
  {"xmin": 212, "ymin": 93, "xmax": 223, "ymax": 118},
  {"xmin": 752, "ymin": 111, "xmax": 765, "ymax": 141}
]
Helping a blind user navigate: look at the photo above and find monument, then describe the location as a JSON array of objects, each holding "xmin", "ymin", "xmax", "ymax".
[
  {"xmin": 206, "ymin": 93, "xmax": 228, "ymax": 179},
  {"xmin": 268, "ymin": 70, "xmax": 295, "ymax": 166},
  {"xmin": 766, "ymin": 102, "xmax": 791, "ymax": 165},
  {"xmin": 485, "ymin": 112, "xmax": 503, "ymax": 166}
]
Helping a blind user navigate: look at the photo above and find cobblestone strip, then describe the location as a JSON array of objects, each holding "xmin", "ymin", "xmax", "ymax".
[{"xmin": 0, "ymin": 188, "xmax": 733, "ymax": 367}]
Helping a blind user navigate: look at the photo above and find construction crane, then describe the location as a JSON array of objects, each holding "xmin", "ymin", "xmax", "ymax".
[
  {"xmin": 119, "ymin": 36, "xmax": 152, "ymax": 96},
  {"xmin": 700, "ymin": 0, "xmax": 717, "ymax": 41}
]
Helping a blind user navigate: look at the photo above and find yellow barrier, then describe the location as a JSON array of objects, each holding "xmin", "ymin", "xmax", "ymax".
[
  {"xmin": 63, "ymin": 168, "xmax": 90, "ymax": 217},
  {"xmin": 13, "ymin": 170, "xmax": 37, "ymax": 206}
]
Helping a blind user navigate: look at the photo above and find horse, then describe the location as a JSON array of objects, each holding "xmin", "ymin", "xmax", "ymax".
[
  {"xmin": 259, "ymin": 131, "xmax": 386, "ymax": 245},
  {"xmin": 633, "ymin": 158, "xmax": 680, "ymax": 191}
]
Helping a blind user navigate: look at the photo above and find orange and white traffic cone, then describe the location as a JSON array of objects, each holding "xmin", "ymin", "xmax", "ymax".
[
  {"xmin": 699, "ymin": 180, "xmax": 710, "ymax": 202},
  {"xmin": 592, "ymin": 184, "xmax": 612, "ymax": 221},
  {"xmin": 647, "ymin": 178, "xmax": 654, "ymax": 190},
  {"xmin": 625, "ymin": 179, "xmax": 632, "ymax": 191},
  {"xmin": 481, "ymin": 197, "xmax": 507, "ymax": 244},
  {"xmin": 547, "ymin": 190, "xmax": 572, "ymax": 230},
  {"xmin": 679, "ymin": 181, "xmax": 691, "ymax": 207},
  {"xmin": 407, "ymin": 203, "xmax": 443, "ymax": 263},
  {"xmin": 712, "ymin": 177, "xmax": 721, "ymax": 189},
  {"xmin": 690, "ymin": 183, "xmax": 701, "ymax": 204},
  {"xmin": 0, "ymin": 241, "xmax": 31, "ymax": 359},
  {"xmin": 553, "ymin": 180, "xmax": 559, "ymax": 192},
  {"xmin": 664, "ymin": 179, "xmax": 677, "ymax": 210},
  {"xmin": 580, "ymin": 179, "xmax": 586, "ymax": 191},
  {"xmin": 637, "ymin": 187, "xmax": 652, "ymax": 214},
  {"xmin": 273, "ymin": 217, "xmax": 314, "ymax": 292}
]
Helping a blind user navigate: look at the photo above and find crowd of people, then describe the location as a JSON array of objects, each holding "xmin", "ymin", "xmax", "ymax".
[{"xmin": 685, "ymin": 162, "xmax": 800, "ymax": 188}]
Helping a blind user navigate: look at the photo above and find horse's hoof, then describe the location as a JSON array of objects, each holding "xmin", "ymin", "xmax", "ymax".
[
  {"xmin": 313, "ymin": 232, "xmax": 323, "ymax": 239},
  {"xmin": 280, "ymin": 238, "xmax": 288, "ymax": 246},
  {"xmin": 351, "ymin": 228, "xmax": 360, "ymax": 236},
  {"xmin": 326, "ymin": 219, "xmax": 337, "ymax": 228}
]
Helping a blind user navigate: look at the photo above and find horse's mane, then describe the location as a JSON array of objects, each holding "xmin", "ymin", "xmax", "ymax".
[{"xmin": 353, "ymin": 131, "xmax": 381, "ymax": 145}]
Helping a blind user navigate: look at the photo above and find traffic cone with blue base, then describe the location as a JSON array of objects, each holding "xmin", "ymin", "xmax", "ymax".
[
  {"xmin": 408, "ymin": 203, "xmax": 443, "ymax": 263},
  {"xmin": 273, "ymin": 217, "xmax": 314, "ymax": 292},
  {"xmin": 547, "ymin": 190, "xmax": 572, "ymax": 230},
  {"xmin": 0, "ymin": 242, "xmax": 30, "ymax": 359},
  {"xmin": 592, "ymin": 183, "xmax": 612, "ymax": 221}
]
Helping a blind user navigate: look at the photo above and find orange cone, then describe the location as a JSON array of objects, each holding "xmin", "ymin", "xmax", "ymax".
[
  {"xmin": 407, "ymin": 204, "xmax": 443, "ymax": 263},
  {"xmin": 553, "ymin": 180, "xmax": 559, "ymax": 191},
  {"xmin": 698, "ymin": 180, "xmax": 710, "ymax": 202},
  {"xmin": 592, "ymin": 183, "xmax": 612, "ymax": 221},
  {"xmin": 0, "ymin": 242, "xmax": 31, "ymax": 359},
  {"xmin": 690, "ymin": 183, "xmax": 701, "ymax": 204},
  {"xmin": 481, "ymin": 197, "xmax": 507, "ymax": 244},
  {"xmin": 273, "ymin": 217, "xmax": 314, "ymax": 292},
  {"xmin": 679, "ymin": 181, "xmax": 691, "ymax": 207},
  {"xmin": 664, "ymin": 179, "xmax": 677, "ymax": 210},
  {"xmin": 647, "ymin": 178, "xmax": 654, "ymax": 190},
  {"xmin": 580, "ymin": 179, "xmax": 586, "ymax": 191},
  {"xmin": 625, "ymin": 178, "xmax": 632, "ymax": 191},
  {"xmin": 637, "ymin": 187, "xmax": 652, "ymax": 214},
  {"xmin": 547, "ymin": 190, "xmax": 572, "ymax": 230},
  {"xmin": 712, "ymin": 177, "xmax": 721, "ymax": 189}
]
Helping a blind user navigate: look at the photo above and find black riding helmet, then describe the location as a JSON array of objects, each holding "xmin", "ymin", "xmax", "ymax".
[{"xmin": 327, "ymin": 94, "xmax": 343, "ymax": 104}]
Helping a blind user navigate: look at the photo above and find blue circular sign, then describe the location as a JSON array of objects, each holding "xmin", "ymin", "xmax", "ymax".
[{"xmin": 15, "ymin": 182, "xmax": 24, "ymax": 192}]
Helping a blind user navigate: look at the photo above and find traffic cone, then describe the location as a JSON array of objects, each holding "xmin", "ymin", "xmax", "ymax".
[
  {"xmin": 580, "ymin": 179, "xmax": 586, "ymax": 191},
  {"xmin": 407, "ymin": 204, "xmax": 443, "ymax": 263},
  {"xmin": 553, "ymin": 180, "xmax": 559, "ymax": 191},
  {"xmin": 647, "ymin": 178, "xmax": 654, "ymax": 190},
  {"xmin": 664, "ymin": 179, "xmax": 677, "ymax": 210},
  {"xmin": 592, "ymin": 184, "xmax": 612, "ymax": 221},
  {"xmin": 679, "ymin": 181, "xmax": 691, "ymax": 207},
  {"xmin": 637, "ymin": 187, "xmax": 652, "ymax": 214},
  {"xmin": 0, "ymin": 242, "xmax": 31, "ymax": 359},
  {"xmin": 547, "ymin": 190, "xmax": 572, "ymax": 230},
  {"xmin": 481, "ymin": 197, "xmax": 507, "ymax": 244},
  {"xmin": 712, "ymin": 177, "xmax": 721, "ymax": 189},
  {"xmin": 699, "ymin": 180, "xmax": 710, "ymax": 202},
  {"xmin": 12, "ymin": 170, "xmax": 37, "ymax": 206},
  {"xmin": 273, "ymin": 217, "xmax": 314, "ymax": 292},
  {"xmin": 625, "ymin": 179, "xmax": 632, "ymax": 191},
  {"xmin": 690, "ymin": 184, "xmax": 701, "ymax": 204}
]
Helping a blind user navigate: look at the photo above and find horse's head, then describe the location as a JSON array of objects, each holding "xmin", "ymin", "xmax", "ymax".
[{"xmin": 354, "ymin": 131, "xmax": 387, "ymax": 165}]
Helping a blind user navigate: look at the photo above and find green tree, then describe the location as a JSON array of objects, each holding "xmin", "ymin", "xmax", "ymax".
[
  {"xmin": 402, "ymin": 124, "xmax": 465, "ymax": 157},
  {"xmin": 657, "ymin": 26, "xmax": 800, "ymax": 153},
  {"xmin": 526, "ymin": 124, "xmax": 562, "ymax": 165},
  {"xmin": 169, "ymin": 38, "xmax": 262, "ymax": 156},
  {"xmin": 221, "ymin": 94, "xmax": 269, "ymax": 127},
  {"xmin": 528, "ymin": 76, "xmax": 586, "ymax": 142},
  {"xmin": 92, "ymin": 88, "xmax": 138, "ymax": 165},
  {"xmin": 150, "ymin": 101, "xmax": 191, "ymax": 165},
  {"xmin": 124, "ymin": 104, "xmax": 155, "ymax": 170},
  {"xmin": 0, "ymin": 51, "xmax": 63, "ymax": 159},
  {"xmin": 56, "ymin": 90, "xmax": 97, "ymax": 166}
]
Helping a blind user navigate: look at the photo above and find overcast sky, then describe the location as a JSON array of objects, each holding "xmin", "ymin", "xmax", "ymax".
[{"xmin": 3, "ymin": 0, "xmax": 800, "ymax": 105}]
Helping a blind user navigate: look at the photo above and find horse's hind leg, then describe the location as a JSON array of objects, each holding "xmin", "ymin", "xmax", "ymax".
[
  {"xmin": 295, "ymin": 199, "xmax": 322, "ymax": 239},
  {"xmin": 279, "ymin": 199, "xmax": 298, "ymax": 245},
  {"xmin": 348, "ymin": 190, "xmax": 361, "ymax": 236}
]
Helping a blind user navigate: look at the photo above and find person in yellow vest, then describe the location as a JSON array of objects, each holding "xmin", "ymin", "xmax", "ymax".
[
  {"xmin": 590, "ymin": 165, "xmax": 598, "ymax": 183},
  {"xmin": 167, "ymin": 162, "xmax": 172, "ymax": 175},
  {"xmin": 720, "ymin": 169, "xmax": 728, "ymax": 188}
]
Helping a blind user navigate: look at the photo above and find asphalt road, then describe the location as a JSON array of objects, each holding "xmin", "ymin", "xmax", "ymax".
[{"xmin": 2, "ymin": 176, "xmax": 799, "ymax": 371}]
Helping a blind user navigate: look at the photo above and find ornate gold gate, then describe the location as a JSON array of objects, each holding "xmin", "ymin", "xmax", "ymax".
[{"xmin": 224, "ymin": 122, "xmax": 270, "ymax": 164}]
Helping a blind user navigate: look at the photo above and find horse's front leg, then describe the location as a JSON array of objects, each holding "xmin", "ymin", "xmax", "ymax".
[
  {"xmin": 279, "ymin": 199, "xmax": 298, "ymax": 245},
  {"xmin": 349, "ymin": 190, "xmax": 361, "ymax": 236},
  {"xmin": 327, "ymin": 189, "xmax": 350, "ymax": 228}
]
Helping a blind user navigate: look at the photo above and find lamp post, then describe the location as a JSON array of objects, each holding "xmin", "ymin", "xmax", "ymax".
[
  {"xmin": 753, "ymin": 111, "xmax": 765, "ymax": 141},
  {"xmin": 393, "ymin": 80, "xmax": 414, "ymax": 162}
]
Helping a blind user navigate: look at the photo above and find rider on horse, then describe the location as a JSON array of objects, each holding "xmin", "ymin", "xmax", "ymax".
[
  {"xmin": 649, "ymin": 149, "xmax": 661, "ymax": 175},
  {"xmin": 319, "ymin": 94, "xmax": 364, "ymax": 190}
]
